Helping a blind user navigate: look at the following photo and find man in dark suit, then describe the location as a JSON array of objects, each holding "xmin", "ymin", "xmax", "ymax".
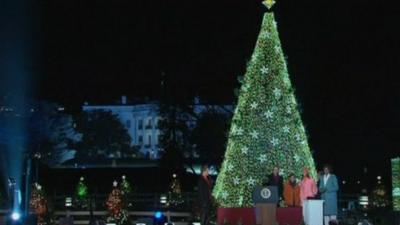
[
  {"xmin": 198, "ymin": 165, "xmax": 212, "ymax": 225},
  {"xmin": 266, "ymin": 166, "xmax": 284, "ymax": 200}
]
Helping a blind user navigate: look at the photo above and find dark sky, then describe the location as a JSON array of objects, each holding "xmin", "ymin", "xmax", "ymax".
[{"xmin": 14, "ymin": 0, "xmax": 400, "ymax": 179}]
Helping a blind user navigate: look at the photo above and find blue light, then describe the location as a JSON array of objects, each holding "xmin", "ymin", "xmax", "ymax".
[
  {"xmin": 154, "ymin": 211, "xmax": 163, "ymax": 219},
  {"xmin": 11, "ymin": 211, "xmax": 21, "ymax": 221}
]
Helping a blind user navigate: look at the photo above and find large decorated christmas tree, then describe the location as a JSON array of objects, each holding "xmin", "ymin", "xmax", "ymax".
[{"xmin": 213, "ymin": 0, "xmax": 316, "ymax": 208}]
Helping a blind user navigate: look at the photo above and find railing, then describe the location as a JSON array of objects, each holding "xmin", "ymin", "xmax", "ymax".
[
  {"xmin": 51, "ymin": 192, "xmax": 198, "ymax": 211},
  {"xmin": 0, "ymin": 210, "xmax": 193, "ymax": 225},
  {"xmin": 52, "ymin": 211, "xmax": 193, "ymax": 225},
  {"xmin": 0, "ymin": 193, "xmax": 198, "ymax": 225},
  {"xmin": 0, "ymin": 193, "xmax": 360, "ymax": 212},
  {"xmin": 1, "ymin": 193, "xmax": 389, "ymax": 225}
]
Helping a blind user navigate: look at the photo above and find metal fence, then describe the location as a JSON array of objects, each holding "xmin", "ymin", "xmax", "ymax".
[
  {"xmin": 0, "ymin": 192, "xmax": 361, "ymax": 212},
  {"xmin": 51, "ymin": 192, "xmax": 199, "ymax": 212},
  {"xmin": 3, "ymin": 193, "xmax": 395, "ymax": 225}
]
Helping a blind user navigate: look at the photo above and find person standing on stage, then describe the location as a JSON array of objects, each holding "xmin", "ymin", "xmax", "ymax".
[
  {"xmin": 198, "ymin": 165, "xmax": 212, "ymax": 225},
  {"xmin": 266, "ymin": 166, "xmax": 284, "ymax": 200},
  {"xmin": 283, "ymin": 174, "xmax": 301, "ymax": 207},
  {"xmin": 315, "ymin": 170, "xmax": 323, "ymax": 199},
  {"xmin": 299, "ymin": 167, "xmax": 318, "ymax": 205},
  {"xmin": 319, "ymin": 165, "xmax": 339, "ymax": 225}
]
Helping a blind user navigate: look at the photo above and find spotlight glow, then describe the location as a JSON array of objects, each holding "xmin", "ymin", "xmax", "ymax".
[
  {"xmin": 154, "ymin": 211, "xmax": 163, "ymax": 219},
  {"xmin": 11, "ymin": 211, "xmax": 21, "ymax": 221}
]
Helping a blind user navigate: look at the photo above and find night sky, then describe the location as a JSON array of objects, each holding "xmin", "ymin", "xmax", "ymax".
[{"xmin": 4, "ymin": 0, "xmax": 400, "ymax": 180}]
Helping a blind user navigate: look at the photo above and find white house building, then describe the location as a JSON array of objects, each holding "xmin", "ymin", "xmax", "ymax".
[{"xmin": 82, "ymin": 96, "xmax": 233, "ymax": 159}]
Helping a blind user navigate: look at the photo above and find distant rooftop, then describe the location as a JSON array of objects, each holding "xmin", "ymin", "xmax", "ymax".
[
  {"xmin": 54, "ymin": 158, "xmax": 159, "ymax": 169},
  {"xmin": 82, "ymin": 96, "xmax": 234, "ymax": 114}
]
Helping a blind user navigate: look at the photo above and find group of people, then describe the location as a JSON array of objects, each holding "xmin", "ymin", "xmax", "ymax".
[
  {"xmin": 198, "ymin": 164, "xmax": 339, "ymax": 225},
  {"xmin": 266, "ymin": 165, "xmax": 339, "ymax": 225}
]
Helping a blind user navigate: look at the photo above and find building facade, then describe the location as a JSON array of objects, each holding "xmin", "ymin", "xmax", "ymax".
[
  {"xmin": 82, "ymin": 96, "xmax": 233, "ymax": 159},
  {"xmin": 83, "ymin": 103, "xmax": 162, "ymax": 159}
]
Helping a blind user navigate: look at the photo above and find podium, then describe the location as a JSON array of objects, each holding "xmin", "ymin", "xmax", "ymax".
[
  {"xmin": 253, "ymin": 186, "xmax": 278, "ymax": 225},
  {"xmin": 303, "ymin": 200, "xmax": 324, "ymax": 225}
]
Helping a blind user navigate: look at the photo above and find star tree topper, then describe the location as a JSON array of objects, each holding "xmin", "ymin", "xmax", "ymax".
[{"xmin": 263, "ymin": 0, "xmax": 276, "ymax": 9}]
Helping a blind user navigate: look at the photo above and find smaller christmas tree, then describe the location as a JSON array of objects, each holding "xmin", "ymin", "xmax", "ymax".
[
  {"xmin": 106, "ymin": 181, "xmax": 129, "ymax": 225},
  {"xmin": 75, "ymin": 177, "xmax": 89, "ymax": 209},
  {"xmin": 29, "ymin": 183, "xmax": 47, "ymax": 225},
  {"xmin": 167, "ymin": 173, "xmax": 184, "ymax": 207},
  {"xmin": 392, "ymin": 157, "xmax": 400, "ymax": 211},
  {"xmin": 121, "ymin": 175, "xmax": 133, "ymax": 208},
  {"xmin": 121, "ymin": 175, "xmax": 132, "ymax": 196},
  {"xmin": 370, "ymin": 183, "xmax": 390, "ymax": 208}
]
